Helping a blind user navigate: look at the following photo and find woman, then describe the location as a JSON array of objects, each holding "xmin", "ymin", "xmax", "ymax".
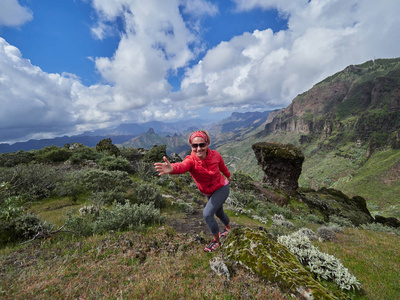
[{"xmin": 154, "ymin": 130, "xmax": 231, "ymax": 252}]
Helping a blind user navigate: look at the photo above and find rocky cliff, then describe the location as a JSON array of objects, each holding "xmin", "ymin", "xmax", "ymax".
[{"xmin": 260, "ymin": 58, "xmax": 400, "ymax": 151}]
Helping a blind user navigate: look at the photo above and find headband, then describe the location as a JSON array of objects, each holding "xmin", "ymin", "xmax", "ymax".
[{"xmin": 189, "ymin": 131, "xmax": 208, "ymax": 144}]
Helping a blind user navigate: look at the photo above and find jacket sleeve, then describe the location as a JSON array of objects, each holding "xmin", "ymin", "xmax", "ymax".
[
  {"xmin": 171, "ymin": 156, "xmax": 193, "ymax": 174},
  {"xmin": 218, "ymin": 153, "xmax": 231, "ymax": 179}
]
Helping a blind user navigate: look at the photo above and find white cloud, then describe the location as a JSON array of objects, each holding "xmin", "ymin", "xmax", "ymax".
[
  {"xmin": 1, "ymin": 0, "xmax": 400, "ymax": 143},
  {"xmin": 91, "ymin": 0, "xmax": 198, "ymax": 111},
  {"xmin": 176, "ymin": 0, "xmax": 400, "ymax": 112},
  {"xmin": 0, "ymin": 0, "xmax": 32, "ymax": 27}
]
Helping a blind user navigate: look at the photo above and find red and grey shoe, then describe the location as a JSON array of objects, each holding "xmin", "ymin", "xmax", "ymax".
[
  {"xmin": 204, "ymin": 239, "xmax": 220, "ymax": 252},
  {"xmin": 219, "ymin": 228, "xmax": 230, "ymax": 238}
]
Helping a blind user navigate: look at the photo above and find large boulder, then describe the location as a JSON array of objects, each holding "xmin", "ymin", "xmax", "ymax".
[
  {"xmin": 252, "ymin": 142, "xmax": 305, "ymax": 194},
  {"xmin": 297, "ymin": 188, "xmax": 374, "ymax": 226},
  {"xmin": 223, "ymin": 227, "xmax": 344, "ymax": 299}
]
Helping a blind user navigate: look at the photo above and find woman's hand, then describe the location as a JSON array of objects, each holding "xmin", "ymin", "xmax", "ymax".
[
  {"xmin": 154, "ymin": 156, "xmax": 173, "ymax": 175},
  {"xmin": 227, "ymin": 177, "xmax": 231, "ymax": 184}
]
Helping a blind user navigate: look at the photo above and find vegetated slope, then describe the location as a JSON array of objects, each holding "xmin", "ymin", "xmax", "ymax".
[{"xmin": 218, "ymin": 58, "xmax": 400, "ymax": 217}]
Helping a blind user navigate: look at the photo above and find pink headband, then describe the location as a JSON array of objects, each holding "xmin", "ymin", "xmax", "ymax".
[{"xmin": 189, "ymin": 131, "xmax": 208, "ymax": 144}]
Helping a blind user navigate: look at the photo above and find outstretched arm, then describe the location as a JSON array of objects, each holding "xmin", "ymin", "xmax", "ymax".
[{"xmin": 154, "ymin": 156, "xmax": 173, "ymax": 175}]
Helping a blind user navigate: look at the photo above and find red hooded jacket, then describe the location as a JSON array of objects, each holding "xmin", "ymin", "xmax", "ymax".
[{"xmin": 171, "ymin": 148, "xmax": 231, "ymax": 195}]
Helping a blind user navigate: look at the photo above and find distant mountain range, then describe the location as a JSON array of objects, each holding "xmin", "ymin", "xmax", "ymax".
[{"xmin": 0, "ymin": 111, "xmax": 271, "ymax": 154}]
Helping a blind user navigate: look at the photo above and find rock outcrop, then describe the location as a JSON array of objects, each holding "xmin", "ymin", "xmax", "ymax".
[
  {"xmin": 223, "ymin": 227, "xmax": 344, "ymax": 300},
  {"xmin": 297, "ymin": 187, "xmax": 374, "ymax": 226},
  {"xmin": 252, "ymin": 142, "xmax": 304, "ymax": 194}
]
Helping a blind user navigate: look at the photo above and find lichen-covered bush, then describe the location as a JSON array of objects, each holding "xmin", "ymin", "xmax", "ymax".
[
  {"xmin": 66, "ymin": 202, "xmax": 164, "ymax": 236},
  {"xmin": 296, "ymin": 228, "xmax": 318, "ymax": 241},
  {"xmin": 278, "ymin": 232, "xmax": 360, "ymax": 290},
  {"xmin": 92, "ymin": 202, "xmax": 164, "ymax": 233},
  {"xmin": 317, "ymin": 226, "xmax": 337, "ymax": 241},
  {"xmin": 272, "ymin": 214, "xmax": 295, "ymax": 229}
]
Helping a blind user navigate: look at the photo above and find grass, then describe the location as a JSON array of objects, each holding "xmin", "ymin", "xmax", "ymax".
[
  {"xmin": 314, "ymin": 228, "xmax": 400, "ymax": 300},
  {"xmin": 28, "ymin": 197, "xmax": 81, "ymax": 226},
  {"xmin": 0, "ymin": 228, "xmax": 287, "ymax": 300},
  {"xmin": 2, "ymin": 191, "xmax": 400, "ymax": 299}
]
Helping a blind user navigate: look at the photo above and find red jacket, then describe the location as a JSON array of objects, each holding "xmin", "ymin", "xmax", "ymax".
[{"xmin": 171, "ymin": 148, "xmax": 231, "ymax": 195}]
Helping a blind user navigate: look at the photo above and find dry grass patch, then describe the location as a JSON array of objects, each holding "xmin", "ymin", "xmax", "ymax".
[{"xmin": 1, "ymin": 227, "xmax": 289, "ymax": 299}]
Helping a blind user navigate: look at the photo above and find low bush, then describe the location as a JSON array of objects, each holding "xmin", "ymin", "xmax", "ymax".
[
  {"xmin": 35, "ymin": 146, "xmax": 72, "ymax": 163},
  {"xmin": 317, "ymin": 226, "xmax": 337, "ymax": 241},
  {"xmin": 65, "ymin": 202, "xmax": 164, "ymax": 236},
  {"xmin": 231, "ymin": 171, "xmax": 254, "ymax": 191},
  {"xmin": 132, "ymin": 182, "xmax": 166, "ymax": 208},
  {"xmin": 81, "ymin": 169, "xmax": 132, "ymax": 192},
  {"xmin": 267, "ymin": 202, "xmax": 293, "ymax": 219},
  {"xmin": 0, "ymin": 150, "xmax": 35, "ymax": 167},
  {"xmin": 68, "ymin": 146, "xmax": 102, "ymax": 164},
  {"xmin": 361, "ymin": 222, "xmax": 400, "ymax": 236},
  {"xmin": 278, "ymin": 232, "xmax": 360, "ymax": 290},
  {"xmin": 0, "ymin": 164, "xmax": 61, "ymax": 199},
  {"xmin": 98, "ymin": 156, "xmax": 133, "ymax": 172},
  {"xmin": 0, "ymin": 212, "xmax": 44, "ymax": 245}
]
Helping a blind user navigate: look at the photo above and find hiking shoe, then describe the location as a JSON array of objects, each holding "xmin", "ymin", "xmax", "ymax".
[
  {"xmin": 204, "ymin": 239, "xmax": 220, "ymax": 252},
  {"xmin": 219, "ymin": 228, "xmax": 230, "ymax": 238}
]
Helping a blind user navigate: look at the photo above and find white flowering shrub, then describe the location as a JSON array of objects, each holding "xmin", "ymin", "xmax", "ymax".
[
  {"xmin": 79, "ymin": 204, "xmax": 99, "ymax": 216},
  {"xmin": 272, "ymin": 214, "xmax": 295, "ymax": 229},
  {"xmin": 297, "ymin": 228, "xmax": 318, "ymax": 241},
  {"xmin": 278, "ymin": 232, "xmax": 360, "ymax": 290}
]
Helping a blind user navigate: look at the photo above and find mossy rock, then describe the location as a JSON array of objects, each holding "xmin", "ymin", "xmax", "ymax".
[
  {"xmin": 297, "ymin": 188, "xmax": 374, "ymax": 226},
  {"xmin": 223, "ymin": 227, "xmax": 342, "ymax": 299},
  {"xmin": 252, "ymin": 142, "xmax": 305, "ymax": 193}
]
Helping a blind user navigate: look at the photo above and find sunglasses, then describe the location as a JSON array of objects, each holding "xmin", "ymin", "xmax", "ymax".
[{"xmin": 191, "ymin": 143, "xmax": 207, "ymax": 149}]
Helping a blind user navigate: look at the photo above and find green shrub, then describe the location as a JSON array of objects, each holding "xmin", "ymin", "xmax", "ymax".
[
  {"xmin": 267, "ymin": 202, "xmax": 293, "ymax": 219},
  {"xmin": 361, "ymin": 222, "xmax": 400, "ymax": 236},
  {"xmin": 132, "ymin": 182, "xmax": 166, "ymax": 208},
  {"xmin": 0, "ymin": 210, "xmax": 44, "ymax": 245},
  {"xmin": 143, "ymin": 145, "xmax": 167, "ymax": 163},
  {"xmin": 329, "ymin": 215, "xmax": 354, "ymax": 227},
  {"xmin": 66, "ymin": 202, "xmax": 164, "ymax": 236},
  {"xmin": 231, "ymin": 171, "xmax": 254, "ymax": 191},
  {"xmin": 0, "ymin": 164, "xmax": 62, "ymax": 199},
  {"xmin": 119, "ymin": 147, "xmax": 142, "ymax": 162},
  {"xmin": 229, "ymin": 191, "xmax": 259, "ymax": 208},
  {"xmin": 54, "ymin": 170, "xmax": 85, "ymax": 200},
  {"xmin": 134, "ymin": 161, "xmax": 157, "ymax": 181},
  {"xmin": 0, "ymin": 151, "xmax": 35, "ymax": 167},
  {"xmin": 92, "ymin": 190, "xmax": 126, "ymax": 205},
  {"xmin": 98, "ymin": 155, "xmax": 133, "ymax": 172},
  {"xmin": 35, "ymin": 146, "xmax": 72, "ymax": 163},
  {"xmin": 96, "ymin": 138, "xmax": 121, "ymax": 157},
  {"xmin": 93, "ymin": 202, "xmax": 164, "ymax": 233},
  {"xmin": 81, "ymin": 169, "xmax": 132, "ymax": 192},
  {"xmin": 69, "ymin": 146, "xmax": 102, "ymax": 164},
  {"xmin": 278, "ymin": 232, "xmax": 360, "ymax": 290}
]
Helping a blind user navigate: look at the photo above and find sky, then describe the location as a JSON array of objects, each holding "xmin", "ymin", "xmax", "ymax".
[{"xmin": 0, "ymin": 0, "xmax": 400, "ymax": 143}]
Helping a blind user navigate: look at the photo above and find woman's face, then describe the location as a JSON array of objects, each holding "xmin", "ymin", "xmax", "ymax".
[{"xmin": 191, "ymin": 136, "xmax": 208, "ymax": 159}]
